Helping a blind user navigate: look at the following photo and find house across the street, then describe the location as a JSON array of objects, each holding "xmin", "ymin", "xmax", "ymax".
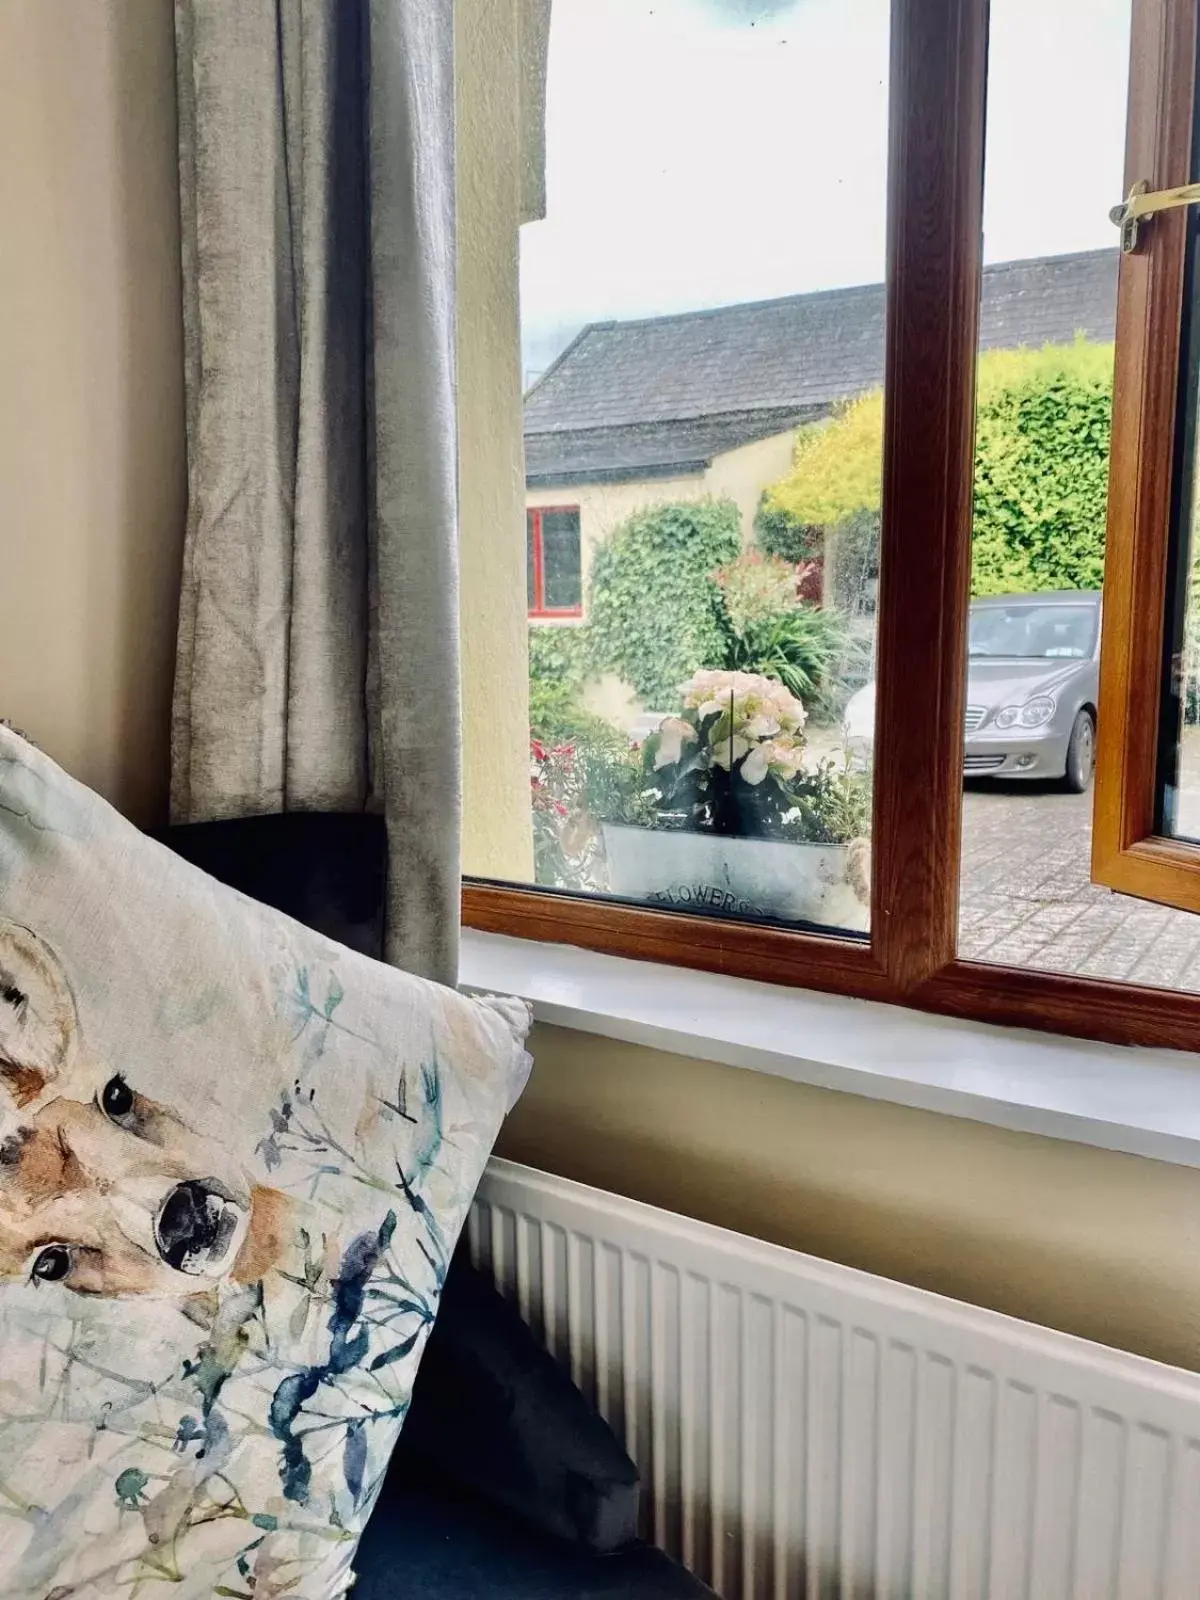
[{"xmin": 523, "ymin": 249, "xmax": 1118, "ymax": 621}]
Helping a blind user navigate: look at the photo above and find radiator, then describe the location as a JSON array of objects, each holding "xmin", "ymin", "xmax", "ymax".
[{"xmin": 469, "ymin": 1157, "xmax": 1200, "ymax": 1600}]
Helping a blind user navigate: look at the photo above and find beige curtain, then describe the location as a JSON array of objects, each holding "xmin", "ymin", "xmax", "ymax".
[{"xmin": 171, "ymin": 0, "xmax": 460, "ymax": 985}]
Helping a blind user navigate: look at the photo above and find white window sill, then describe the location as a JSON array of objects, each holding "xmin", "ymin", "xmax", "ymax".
[{"xmin": 462, "ymin": 928, "xmax": 1200, "ymax": 1170}]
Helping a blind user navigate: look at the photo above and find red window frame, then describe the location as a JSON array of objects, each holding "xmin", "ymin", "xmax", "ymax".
[{"xmin": 527, "ymin": 505, "xmax": 583, "ymax": 619}]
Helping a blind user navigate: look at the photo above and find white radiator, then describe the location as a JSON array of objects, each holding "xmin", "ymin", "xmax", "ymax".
[{"xmin": 469, "ymin": 1157, "xmax": 1200, "ymax": 1600}]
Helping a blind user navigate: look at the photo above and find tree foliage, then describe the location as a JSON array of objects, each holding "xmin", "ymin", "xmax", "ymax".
[
  {"xmin": 763, "ymin": 339, "xmax": 1115, "ymax": 596},
  {"xmin": 587, "ymin": 499, "xmax": 742, "ymax": 706},
  {"xmin": 753, "ymin": 495, "xmax": 822, "ymax": 563},
  {"xmin": 768, "ymin": 393, "xmax": 884, "ymax": 529}
]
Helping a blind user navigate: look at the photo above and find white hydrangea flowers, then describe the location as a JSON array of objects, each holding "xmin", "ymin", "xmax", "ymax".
[{"xmin": 652, "ymin": 670, "xmax": 808, "ymax": 787}]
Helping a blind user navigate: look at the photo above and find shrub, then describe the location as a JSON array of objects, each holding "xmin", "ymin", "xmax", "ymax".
[
  {"xmin": 721, "ymin": 607, "xmax": 844, "ymax": 703},
  {"xmin": 713, "ymin": 549, "xmax": 799, "ymax": 631},
  {"xmin": 830, "ymin": 509, "xmax": 880, "ymax": 618},
  {"xmin": 587, "ymin": 499, "xmax": 742, "ymax": 708},
  {"xmin": 753, "ymin": 495, "xmax": 821, "ymax": 564},
  {"xmin": 709, "ymin": 550, "xmax": 845, "ymax": 704},
  {"xmin": 585, "ymin": 492, "xmax": 742, "ymax": 707},
  {"xmin": 527, "ymin": 624, "xmax": 598, "ymax": 746}
]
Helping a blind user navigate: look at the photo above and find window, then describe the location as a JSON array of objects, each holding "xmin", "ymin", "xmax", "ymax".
[
  {"xmin": 465, "ymin": 0, "xmax": 1200, "ymax": 1054},
  {"xmin": 527, "ymin": 507, "xmax": 582, "ymax": 618},
  {"xmin": 1092, "ymin": 1, "xmax": 1200, "ymax": 919}
]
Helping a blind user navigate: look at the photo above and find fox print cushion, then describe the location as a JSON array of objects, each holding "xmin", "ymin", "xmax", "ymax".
[{"xmin": 0, "ymin": 726, "xmax": 531, "ymax": 1598}]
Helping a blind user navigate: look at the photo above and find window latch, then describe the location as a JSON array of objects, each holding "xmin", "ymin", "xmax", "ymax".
[{"xmin": 1110, "ymin": 178, "xmax": 1200, "ymax": 254}]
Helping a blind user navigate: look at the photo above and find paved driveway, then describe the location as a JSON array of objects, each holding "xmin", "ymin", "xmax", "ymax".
[{"xmin": 959, "ymin": 782, "xmax": 1200, "ymax": 990}]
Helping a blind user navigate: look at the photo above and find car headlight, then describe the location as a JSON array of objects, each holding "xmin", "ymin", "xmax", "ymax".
[{"xmin": 994, "ymin": 696, "xmax": 1056, "ymax": 731}]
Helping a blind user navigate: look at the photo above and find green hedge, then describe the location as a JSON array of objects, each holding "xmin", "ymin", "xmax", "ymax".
[
  {"xmin": 587, "ymin": 499, "xmax": 742, "ymax": 707},
  {"xmin": 971, "ymin": 372, "xmax": 1112, "ymax": 596}
]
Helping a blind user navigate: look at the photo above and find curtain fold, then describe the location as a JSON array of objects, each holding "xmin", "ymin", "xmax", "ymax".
[{"xmin": 171, "ymin": 0, "xmax": 460, "ymax": 985}]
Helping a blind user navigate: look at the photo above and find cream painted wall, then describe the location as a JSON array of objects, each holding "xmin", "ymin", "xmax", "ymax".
[
  {"xmin": 458, "ymin": 0, "xmax": 535, "ymax": 881},
  {"xmin": 0, "ymin": 0, "xmax": 186, "ymax": 826},
  {"xmin": 702, "ymin": 427, "xmax": 799, "ymax": 536},
  {"xmin": 498, "ymin": 1024, "xmax": 1200, "ymax": 1372}
]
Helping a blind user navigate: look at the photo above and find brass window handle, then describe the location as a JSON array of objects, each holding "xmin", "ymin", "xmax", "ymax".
[{"xmin": 1111, "ymin": 179, "xmax": 1200, "ymax": 253}]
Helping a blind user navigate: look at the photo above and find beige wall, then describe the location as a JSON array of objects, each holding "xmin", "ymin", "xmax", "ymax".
[
  {"xmin": 498, "ymin": 1024, "xmax": 1200, "ymax": 1372},
  {"xmin": 704, "ymin": 427, "xmax": 799, "ymax": 537},
  {"xmin": 0, "ymin": 0, "xmax": 186, "ymax": 827}
]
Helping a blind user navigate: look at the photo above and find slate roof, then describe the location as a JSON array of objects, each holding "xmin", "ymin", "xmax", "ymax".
[{"xmin": 524, "ymin": 250, "xmax": 1118, "ymax": 487}]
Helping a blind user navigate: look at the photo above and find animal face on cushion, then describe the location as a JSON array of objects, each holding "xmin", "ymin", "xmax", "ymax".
[{"xmin": 0, "ymin": 919, "xmax": 286, "ymax": 1299}]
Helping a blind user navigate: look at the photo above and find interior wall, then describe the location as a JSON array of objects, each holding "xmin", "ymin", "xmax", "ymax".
[
  {"xmin": 0, "ymin": 0, "xmax": 186, "ymax": 826},
  {"xmin": 457, "ymin": 0, "xmax": 535, "ymax": 882},
  {"xmin": 497, "ymin": 1023, "xmax": 1200, "ymax": 1372}
]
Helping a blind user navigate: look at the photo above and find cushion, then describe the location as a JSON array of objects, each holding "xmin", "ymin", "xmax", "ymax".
[
  {"xmin": 153, "ymin": 813, "xmax": 388, "ymax": 960},
  {"xmin": 153, "ymin": 818, "xmax": 640, "ymax": 1556},
  {"xmin": 0, "ymin": 726, "xmax": 532, "ymax": 1598},
  {"xmin": 353, "ymin": 1463, "xmax": 717, "ymax": 1600},
  {"xmin": 394, "ymin": 1256, "xmax": 641, "ymax": 1552}
]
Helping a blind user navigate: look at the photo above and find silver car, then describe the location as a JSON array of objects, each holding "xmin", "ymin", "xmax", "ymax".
[{"xmin": 843, "ymin": 591, "xmax": 1101, "ymax": 791}]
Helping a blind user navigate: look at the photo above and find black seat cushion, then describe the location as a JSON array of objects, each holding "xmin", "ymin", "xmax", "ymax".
[
  {"xmin": 394, "ymin": 1255, "xmax": 641, "ymax": 1552},
  {"xmin": 152, "ymin": 811, "xmax": 387, "ymax": 958},
  {"xmin": 354, "ymin": 1462, "xmax": 716, "ymax": 1600}
]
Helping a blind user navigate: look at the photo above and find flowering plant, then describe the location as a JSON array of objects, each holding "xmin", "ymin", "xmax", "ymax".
[
  {"xmin": 531, "ymin": 738, "xmax": 590, "ymax": 887},
  {"xmin": 614, "ymin": 669, "xmax": 866, "ymax": 843}
]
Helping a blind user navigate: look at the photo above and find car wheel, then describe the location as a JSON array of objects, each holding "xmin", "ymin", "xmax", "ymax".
[{"xmin": 1063, "ymin": 709, "xmax": 1096, "ymax": 793}]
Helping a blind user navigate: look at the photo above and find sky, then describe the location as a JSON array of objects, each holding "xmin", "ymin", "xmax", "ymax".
[{"xmin": 520, "ymin": 0, "xmax": 1134, "ymax": 380}]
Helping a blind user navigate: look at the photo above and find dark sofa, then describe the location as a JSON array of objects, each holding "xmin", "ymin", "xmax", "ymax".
[{"xmin": 158, "ymin": 813, "xmax": 715, "ymax": 1599}]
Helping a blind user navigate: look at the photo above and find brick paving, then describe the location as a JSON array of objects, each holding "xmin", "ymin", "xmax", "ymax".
[{"xmin": 959, "ymin": 782, "xmax": 1200, "ymax": 990}]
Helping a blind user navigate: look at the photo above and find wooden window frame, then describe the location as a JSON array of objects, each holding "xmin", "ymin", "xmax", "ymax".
[
  {"xmin": 1092, "ymin": 0, "xmax": 1200, "ymax": 913},
  {"xmin": 527, "ymin": 505, "xmax": 583, "ymax": 620},
  {"xmin": 468, "ymin": 0, "xmax": 1200, "ymax": 1056}
]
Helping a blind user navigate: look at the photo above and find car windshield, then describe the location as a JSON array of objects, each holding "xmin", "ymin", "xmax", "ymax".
[{"xmin": 968, "ymin": 602, "xmax": 1097, "ymax": 660}]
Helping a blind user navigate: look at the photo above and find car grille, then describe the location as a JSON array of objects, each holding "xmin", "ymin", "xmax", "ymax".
[
  {"xmin": 963, "ymin": 754, "xmax": 1005, "ymax": 773},
  {"xmin": 964, "ymin": 706, "xmax": 986, "ymax": 734}
]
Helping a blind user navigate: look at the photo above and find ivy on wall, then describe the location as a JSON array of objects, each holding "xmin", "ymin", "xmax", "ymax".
[
  {"xmin": 586, "ymin": 499, "xmax": 742, "ymax": 706},
  {"xmin": 527, "ymin": 623, "xmax": 604, "ymax": 745}
]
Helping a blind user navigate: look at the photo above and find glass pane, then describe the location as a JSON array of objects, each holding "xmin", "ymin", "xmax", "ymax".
[
  {"xmin": 1158, "ymin": 210, "xmax": 1200, "ymax": 844},
  {"xmin": 526, "ymin": 512, "xmax": 538, "ymax": 612},
  {"xmin": 497, "ymin": 0, "xmax": 892, "ymax": 936},
  {"xmin": 540, "ymin": 510, "xmax": 582, "ymax": 610},
  {"xmin": 956, "ymin": 0, "xmax": 1200, "ymax": 992}
]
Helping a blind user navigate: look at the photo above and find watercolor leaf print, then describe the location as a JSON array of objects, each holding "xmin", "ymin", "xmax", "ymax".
[{"xmin": 268, "ymin": 1211, "xmax": 401, "ymax": 1505}]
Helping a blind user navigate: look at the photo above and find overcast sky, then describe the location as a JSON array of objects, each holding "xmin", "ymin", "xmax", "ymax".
[{"xmin": 520, "ymin": 0, "xmax": 1133, "ymax": 377}]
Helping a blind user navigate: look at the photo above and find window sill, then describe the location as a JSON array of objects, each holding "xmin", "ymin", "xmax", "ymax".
[{"xmin": 461, "ymin": 928, "xmax": 1200, "ymax": 1170}]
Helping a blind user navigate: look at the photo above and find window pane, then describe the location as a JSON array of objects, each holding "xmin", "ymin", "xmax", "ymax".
[
  {"xmin": 482, "ymin": 0, "xmax": 893, "ymax": 937},
  {"xmin": 540, "ymin": 510, "xmax": 581, "ymax": 610},
  {"xmin": 1158, "ymin": 214, "xmax": 1200, "ymax": 844},
  {"xmin": 955, "ymin": 0, "xmax": 1200, "ymax": 992},
  {"xmin": 526, "ymin": 512, "xmax": 538, "ymax": 612}
]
